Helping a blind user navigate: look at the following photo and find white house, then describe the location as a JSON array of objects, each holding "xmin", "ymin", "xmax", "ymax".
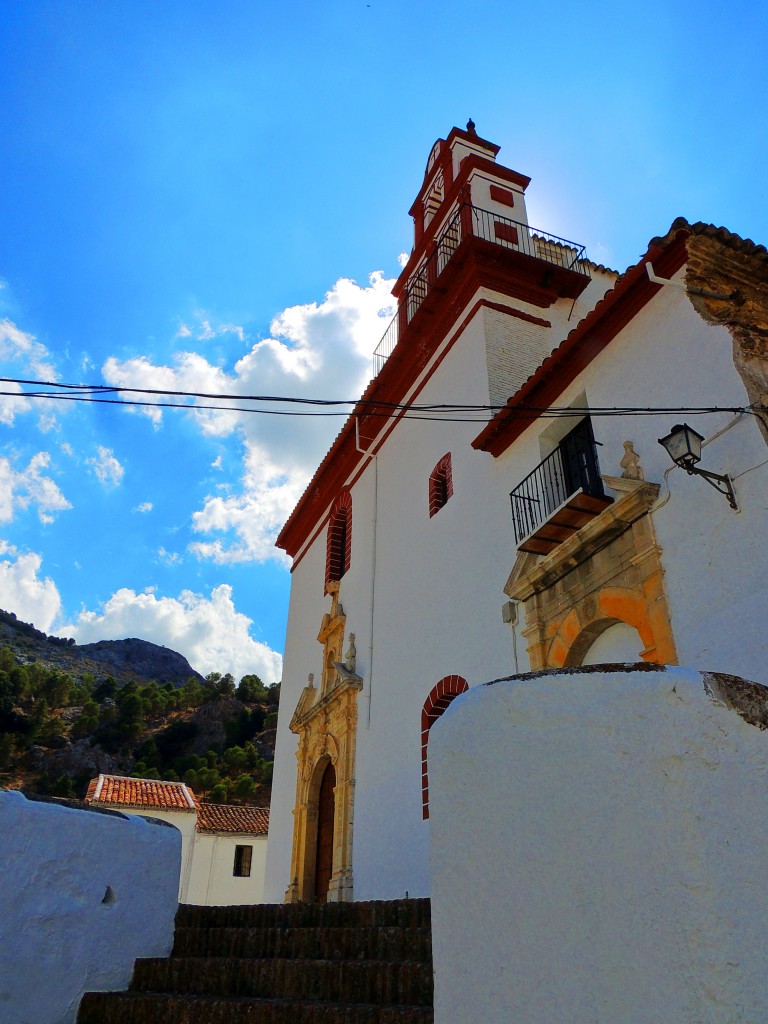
[
  {"xmin": 85, "ymin": 775, "xmax": 269, "ymax": 905},
  {"xmin": 264, "ymin": 122, "xmax": 768, "ymax": 905}
]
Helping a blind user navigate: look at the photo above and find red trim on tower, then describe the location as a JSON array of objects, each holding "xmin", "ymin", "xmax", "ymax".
[
  {"xmin": 490, "ymin": 184, "xmax": 515, "ymax": 207},
  {"xmin": 494, "ymin": 222, "xmax": 519, "ymax": 245}
]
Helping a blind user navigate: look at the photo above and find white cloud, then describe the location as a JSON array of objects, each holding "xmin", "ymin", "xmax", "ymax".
[
  {"xmin": 60, "ymin": 583, "xmax": 282, "ymax": 683},
  {"xmin": 102, "ymin": 270, "xmax": 397, "ymax": 563},
  {"xmin": 211, "ymin": 454, "xmax": 223, "ymax": 470},
  {"xmin": 0, "ymin": 541, "xmax": 62, "ymax": 632},
  {"xmin": 0, "ymin": 452, "xmax": 72, "ymax": 525},
  {"xmin": 0, "ymin": 317, "xmax": 57, "ymax": 380},
  {"xmin": 133, "ymin": 501, "xmax": 153, "ymax": 514},
  {"xmin": 176, "ymin": 314, "xmax": 244, "ymax": 343},
  {"xmin": 0, "ymin": 318, "xmax": 59, "ymax": 427},
  {"xmin": 157, "ymin": 546, "xmax": 182, "ymax": 565},
  {"xmin": 87, "ymin": 446, "xmax": 124, "ymax": 487}
]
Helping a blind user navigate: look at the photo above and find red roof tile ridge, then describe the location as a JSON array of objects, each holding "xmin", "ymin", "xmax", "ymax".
[{"xmin": 84, "ymin": 774, "xmax": 197, "ymax": 810}]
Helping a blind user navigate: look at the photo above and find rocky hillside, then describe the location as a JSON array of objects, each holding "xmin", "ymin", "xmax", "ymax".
[
  {"xmin": 0, "ymin": 609, "xmax": 203, "ymax": 686},
  {"xmin": 0, "ymin": 609, "xmax": 280, "ymax": 805}
]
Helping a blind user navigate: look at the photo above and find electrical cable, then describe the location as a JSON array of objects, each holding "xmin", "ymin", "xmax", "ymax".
[{"xmin": 0, "ymin": 376, "xmax": 761, "ymax": 423}]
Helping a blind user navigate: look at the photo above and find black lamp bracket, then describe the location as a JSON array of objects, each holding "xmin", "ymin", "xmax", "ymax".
[{"xmin": 683, "ymin": 465, "xmax": 738, "ymax": 510}]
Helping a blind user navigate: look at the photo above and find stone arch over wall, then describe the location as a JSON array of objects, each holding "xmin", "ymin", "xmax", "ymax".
[
  {"xmin": 421, "ymin": 675, "xmax": 469, "ymax": 819},
  {"xmin": 550, "ymin": 587, "xmax": 661, "ymax": 668}
]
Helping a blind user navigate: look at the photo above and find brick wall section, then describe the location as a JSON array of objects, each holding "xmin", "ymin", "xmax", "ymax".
[
  {"xmin": 324, "ymin": 490, "xmax": 352, "ymax": 593},
  {"xmin": 421, "ymin": 676, "xmax": 469, "ymax": 819},
  {"xmin": 428, "ymin": 454, "xmax": 453, "ymax": 517},
  {"xmin": 484, "ymin": 305, "xmax": 553, "ymax": 409}
]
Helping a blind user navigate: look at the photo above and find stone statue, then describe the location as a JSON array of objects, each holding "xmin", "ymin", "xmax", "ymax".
[
  {"xmin": 620, "ymin": 440, "xmax": 644, "ymax": 480},
  {"xmin": 345, "ymin": 633, "xmax": 357, "ymax": 673}
]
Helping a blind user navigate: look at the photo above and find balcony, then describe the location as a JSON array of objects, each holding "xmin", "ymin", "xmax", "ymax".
[
  {"xmin": 510, "ymin": 420, "xmax": 613, "ymax": 555},
  {"xmin": 373, "ymin": 204, "xmax": 591, "ymax": 375}
]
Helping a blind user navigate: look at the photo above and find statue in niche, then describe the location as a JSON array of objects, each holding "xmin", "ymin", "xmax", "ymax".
[{"xmin": 620, "ymin": 440, "xmax": 644, "ymax": 480}]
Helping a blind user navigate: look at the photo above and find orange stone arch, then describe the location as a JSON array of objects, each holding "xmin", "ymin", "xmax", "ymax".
[{"xmin": 547, "ymin": 585, "xmax": 677, "ymax": 668}]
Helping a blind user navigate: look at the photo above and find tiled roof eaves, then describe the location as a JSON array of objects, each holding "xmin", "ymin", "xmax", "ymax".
[
  {"xmin": 652, "ymin": 217, "xmax": 768, "ymax": 261},
  {"xmin": 472, "ymin": 221, "xmax": 692, "ymax": 456},
  {"xmin": 195, "ymin": 802, "xmax": 270, "ymax": 836}
]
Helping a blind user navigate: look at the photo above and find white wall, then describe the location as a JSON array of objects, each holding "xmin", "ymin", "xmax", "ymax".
[
  {"xmin": 0, "ymin": 790, "xmax": 179, "ymax": 1024},
  {"xmin": 429, "ymin": 667, "xmax": 768, "ymax": 1024},
  {"xmin": 186, "ymin": 832, "xmax": 267, "ymax": 905}
]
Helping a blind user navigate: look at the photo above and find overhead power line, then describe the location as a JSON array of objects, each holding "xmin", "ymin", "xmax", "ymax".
[{"xmin": 0, "ymin": 376, "xmax": 760, "ymax": 423}]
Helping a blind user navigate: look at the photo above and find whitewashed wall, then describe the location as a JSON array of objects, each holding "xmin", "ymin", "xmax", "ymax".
[
  {"xmin": 0, "ymin": 790, "xmax": 179, "ymax": 1024},
  {"xmin": 186, "ymin": 832, "xmax": 267, "ymax": 905},
  {"xmin": 429, "ymin": 666, "xmax": 768, "ymax": 1024}
]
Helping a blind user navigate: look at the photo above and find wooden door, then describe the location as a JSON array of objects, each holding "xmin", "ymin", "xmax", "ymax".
[{"xmin": 314, "ymin": 762, "xmax": 336, "ymax": 903}]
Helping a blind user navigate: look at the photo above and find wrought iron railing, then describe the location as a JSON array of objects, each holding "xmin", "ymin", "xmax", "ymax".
[
  {"xmin": 372, "ymin": 204, "xmax": 589, "ymax": 375},
  {"xmin": 509, "ymin": 425, "xmax": 604, "ymax": 546}
]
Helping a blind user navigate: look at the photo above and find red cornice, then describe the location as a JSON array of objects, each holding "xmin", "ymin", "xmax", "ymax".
[{"xmin": 471, "ymin": 229, "xmax": 691, "ymax": 457}]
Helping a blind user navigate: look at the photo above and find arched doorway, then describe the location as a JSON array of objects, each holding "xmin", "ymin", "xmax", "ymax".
[{"xmin": 314, "ymin": 761, "xmax": 336, "ymax": 903}]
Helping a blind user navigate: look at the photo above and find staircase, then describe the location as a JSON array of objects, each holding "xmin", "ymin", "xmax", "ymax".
[{"xmin": 77, "ymin": 898, "xmax": 433, "ymax": 1023}]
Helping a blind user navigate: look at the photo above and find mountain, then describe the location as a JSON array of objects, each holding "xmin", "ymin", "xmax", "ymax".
[
  {"xmin": 0, "ymin": 608, "xmax": 279, "ymax": 805},
  {"xmin": 0, "ymin": 609, "xmax": 203, "ymax": 686}
]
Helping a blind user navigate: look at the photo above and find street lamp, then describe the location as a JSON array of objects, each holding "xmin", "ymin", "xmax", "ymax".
[{"xmin": 658, "ymin": 423, "xmax": 738, "ymax": 510}]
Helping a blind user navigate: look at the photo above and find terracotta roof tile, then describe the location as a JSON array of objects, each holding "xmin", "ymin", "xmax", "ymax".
[
  {"xmin": 196, "ymin": 802, "xmax": 269, "ymax": 836},
  {"xmin": 84, "ymin": 774, "xmax": 197, "ymax": 811}
]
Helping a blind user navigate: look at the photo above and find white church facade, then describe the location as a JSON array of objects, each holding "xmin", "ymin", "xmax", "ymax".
[{"xmin": 264, "ymin": 122, "xmax": 768, "ymax": 904}]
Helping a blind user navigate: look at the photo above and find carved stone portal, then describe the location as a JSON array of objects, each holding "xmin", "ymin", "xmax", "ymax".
[
  {"xmin": 506, "ymin": 477, "xmax": 678, "ymax": 669},
  {"xmin": 286, "ymin": 581, "xmax": 362, "ymax": 903}
]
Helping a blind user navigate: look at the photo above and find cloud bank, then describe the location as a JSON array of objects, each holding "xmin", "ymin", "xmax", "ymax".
[
  {"xmin": 103, "ymin": 270, "xmax": 396, "ymax": 564},
  {"xmin": 60, "ymin": 584, "xmax": 283, "ymax": 683}
]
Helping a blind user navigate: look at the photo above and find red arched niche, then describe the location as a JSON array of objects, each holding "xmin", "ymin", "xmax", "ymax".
[{"xmin": 421, "ymin": 674, "xmax": 469, "ymax": 819}]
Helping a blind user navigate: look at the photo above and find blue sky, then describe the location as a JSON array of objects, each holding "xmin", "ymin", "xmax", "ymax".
[{"xmin": 1, "ymin": 0, "xmax": 766, "ymax": 682}]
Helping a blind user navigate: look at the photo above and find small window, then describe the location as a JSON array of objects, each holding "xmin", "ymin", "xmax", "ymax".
[
  {"xmin": 233, "ymin": 844, "xmax": 252, "ymax": 877},
  {"xmin": 429, "ymin": 453, "xmax": 453, "ymax": 517},
  {"xmin": 325, "ymin": 490, "xmax": 352, "ymax": 592}
]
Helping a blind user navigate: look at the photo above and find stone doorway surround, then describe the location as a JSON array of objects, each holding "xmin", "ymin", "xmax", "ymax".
[
  {"xmin": 506, "ymin": 476, "xmax": 678, "ymax": 669},
  {"xmin": 285, "ymin": 582, "xmax": 362, "ymax": 903}
]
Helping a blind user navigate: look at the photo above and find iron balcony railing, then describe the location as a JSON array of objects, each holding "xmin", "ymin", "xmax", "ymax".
[
  {"xmin": 372, "ymin": 203, "xmax": 589, "ymax": 376},
  {"xmin": 509, "ymin": 423, "xmax": 605, "ymax": 546}
]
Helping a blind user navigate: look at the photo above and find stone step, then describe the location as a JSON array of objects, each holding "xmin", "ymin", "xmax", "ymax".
[
  {"xmin": 175, "ymin": 898, "xmax": 431, "ymax": 932},
  {"xmin": 131, "ymin": 956, "xmax": 433, "ymax": 1006},
  {"xmin": 78, "ymin": 991, "xmax": 434, "ymax": 1024},
  {"xmin": 172, "ymin": 924, "xmax": 432, "ymax": 962}
]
